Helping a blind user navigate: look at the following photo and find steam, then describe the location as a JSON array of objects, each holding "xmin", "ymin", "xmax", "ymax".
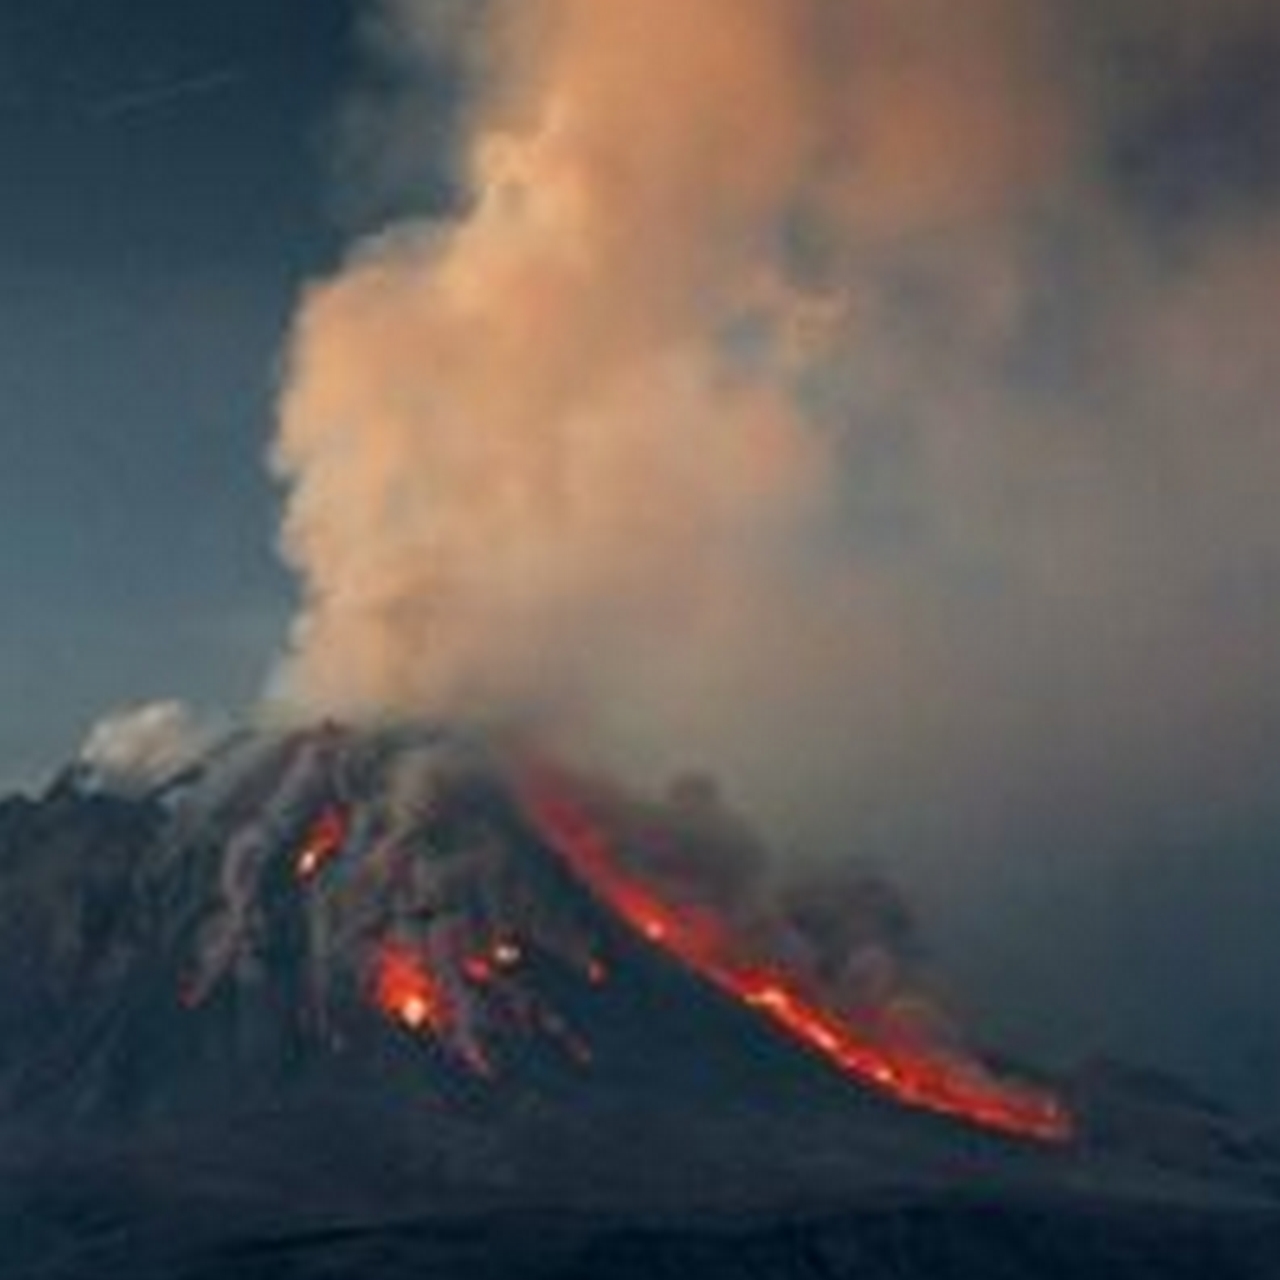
[
  {"xmin": 274, "ymin": 0, "xmax": 1280, "ymax": 876},
  {"xmin": 79, "ymin": 701, "xmax": 219, "ymax": 797}
]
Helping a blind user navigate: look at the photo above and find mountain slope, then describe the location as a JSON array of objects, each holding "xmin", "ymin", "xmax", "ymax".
[{"xmin": 0, "ymin": 724, "xmax": 1276, "ymax": 1278}]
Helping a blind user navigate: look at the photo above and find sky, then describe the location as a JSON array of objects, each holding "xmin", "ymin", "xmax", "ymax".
[
  {"xmin": 0, "ymin": 0, "xmax": 356, "ymax": 784},
  {"xmin": 3, "ymin": 1, "xmax": 1280, "ymax": 1114}
]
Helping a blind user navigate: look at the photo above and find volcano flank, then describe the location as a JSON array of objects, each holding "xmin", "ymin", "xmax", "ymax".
[{"xmin": 0, "ymin": 724, "xmax": 1276, "ymax": 1278}]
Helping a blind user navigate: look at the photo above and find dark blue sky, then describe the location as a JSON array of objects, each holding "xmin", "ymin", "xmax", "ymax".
[{"xmin": 0, "ymin": 0, "xmax": 353, "ymax": 783}]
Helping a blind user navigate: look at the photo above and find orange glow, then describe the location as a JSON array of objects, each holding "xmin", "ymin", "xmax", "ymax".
[
  {"xmin": 517, "ymin": 765, "xmax": 1072, "ymax": 1145},
  {"xmin": 295, "ymin": 804, "xmax": 349, "ymax": 881},
  {"xmin": 401, "ymin": 994, "xmax": 432, "ymax": 1030},
  {"xmin": 372, "ymin": 942, "xmax": 446, "ymax": 1036},
  {"xmin": 464, "ymin": 954, "xmax": 497, "ymax": 985},
  {"xmin": 462, "ymin": 939, "xmax": 524, "ymax": 987}
]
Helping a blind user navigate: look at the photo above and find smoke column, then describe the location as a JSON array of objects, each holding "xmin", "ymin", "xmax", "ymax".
[
  {"xmin": 274, "ymin": 0, "xmax": 1065, "ymax": 805},
  {"xmin": 274, "ymin": 0, "xmax": 1280, "ymax": 861}
]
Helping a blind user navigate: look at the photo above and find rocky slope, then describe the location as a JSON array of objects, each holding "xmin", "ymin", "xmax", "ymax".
[{"xmin": 0, "ymin": 724, "xmax": 1276, "ymax": 1278}]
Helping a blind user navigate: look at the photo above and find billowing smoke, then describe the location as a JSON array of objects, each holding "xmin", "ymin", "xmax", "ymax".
[
  {"xmin": 78, "ymin": 701, "xmax": 220, "ymax": 798},
  {"xmin": 273, "ymin": 1, "xmax": 1280, "ymax": 1095},
  {"xmin": 273, "ymin": 0, "xmax": 1068, "ymax": 802}
]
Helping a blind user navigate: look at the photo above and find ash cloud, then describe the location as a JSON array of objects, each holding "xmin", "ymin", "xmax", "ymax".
[
  {"xmin": 272, "ymin": 2, "xmax": 1280, "ymax": 1101},
  {"xmin": 78, "ymin": 701, "xmax": 221, "ymax": 798},
  {"xmin": 272, "ymin": 0, "xmax": 1072, "ymax": 782}
]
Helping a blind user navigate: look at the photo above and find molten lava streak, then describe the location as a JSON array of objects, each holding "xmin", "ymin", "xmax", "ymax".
[
  {"xmin": 517, "ymin": 765, "xmax": 1072, "ymax": 1145},
  {"xmin": 295, "ymin": 804, "xmax": 349, "ymax": 882}
]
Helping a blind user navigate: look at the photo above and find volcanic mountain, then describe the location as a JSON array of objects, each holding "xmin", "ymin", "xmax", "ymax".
[{"xmin": 0, "ymin": 723, "xmax": 1276, "ymax": 1279}]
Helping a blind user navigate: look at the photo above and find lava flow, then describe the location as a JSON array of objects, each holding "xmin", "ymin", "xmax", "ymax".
[
  {"xmin": 517, "ymin": 763, "xmax": 1073, "ymax": 1145},
  {"xmin": 372, "ymin": 941, "xmax": 447, "ymax": 1036},
  {"xmin": 294, "ymin": 803, "xmax": 349, "ymax": 882}
]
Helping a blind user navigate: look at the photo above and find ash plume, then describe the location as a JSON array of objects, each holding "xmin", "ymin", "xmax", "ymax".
[
  {"xmin": 273, "ymin": 0, "xmax": 1280, "ymax": 900},
  {"xmin": 78, "ymin": 702, "xmax": 221, "ymax": 798}
]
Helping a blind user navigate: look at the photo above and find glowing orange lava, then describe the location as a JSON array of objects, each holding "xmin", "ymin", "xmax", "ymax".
[
  {"xmin": 517, "ymin": 765, "xmax": 1072, "ymax": 1145},
  {"xmin": 295, "ymin": 805, "xmax": 349, "ymax": 881},
  {"xmin": 372, "ymin": 942, "xmax": 446, "ymax": 1036}
]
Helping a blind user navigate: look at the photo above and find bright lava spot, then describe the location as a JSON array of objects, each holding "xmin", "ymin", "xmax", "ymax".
[
  {"xmin": 400, "ymin": 995, "xmax": 432, "ymax": 1030},
  {"xmin": 295, "ymin": 805, "xmax": 349, "ymax": 882},
  {"xmin": 372, "ymin": 942, "xmax": 446, "ymax": 1036}
]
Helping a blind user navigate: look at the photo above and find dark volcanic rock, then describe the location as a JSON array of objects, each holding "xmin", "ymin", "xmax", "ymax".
[
  {"xmin": 3, "ymin": 1186, "xmax": 1278, "ymax": 1280},
  {"xmin": 0, "ymin": 725, "xmax": 1276, "ymax": 1279}
]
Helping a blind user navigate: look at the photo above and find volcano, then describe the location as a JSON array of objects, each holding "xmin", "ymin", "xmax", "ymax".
[{"xmin": 0, "ymin": 723, "xmax": 1276, "ymax": 1279}]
